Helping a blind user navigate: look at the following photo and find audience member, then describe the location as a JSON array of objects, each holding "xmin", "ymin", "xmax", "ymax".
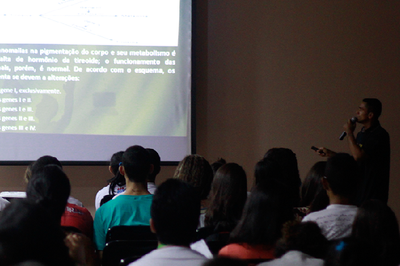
[
  {"xmin": 324, "ymin": 239, "xmax": 378, "ymax": 266},
  {"xmin": 94, "ymin": 145, "xmax": 153, "ymax": 251},
  {"xmin": 351, "ymin": 199, "xmax": 400, "ymax": 266},
  {"xmin": 0, "ymin": 199, "xmax": 73, "ymax": 266},
  {"xmin": 302, "ymin": 153, "xmax": 358, "ymax": 240},
  {"xmin": 26, "ymin": 155, "xmax": 83, "ymax": 207},
  {"xmin": 298, "ymin": 161, "xmax": 329, "ymax": 217},
  {"xmin": 0, "ymin": 197, "xmax": 9, "ymax": 212},
  {"xmin": 146, "ymin": 148, "xmax": 161, "ymax": 194},
  {"xmin": 210, "ymin": 158, "xmax": 227, "ymax": 175},
  {"xmin": 174, "ymin": 154, "xmax": 213, "ymax": 226},
  {"xmin": 259, "ymin": 221, "xmax": 327, "ymax": 266},
  {"xmin": 218, "ymin": 182, "xmax": 293, "ymax": 260},
  {"xmin": 204, "ymin": 163, "xmax": 247, "ymax": 234},
  {"xmin": 95, "ymin": 151, "xmax": 126, "ymax": 209},
  {"xmin": 263, "ymin": 148, "xmax": 301, "ymax": 207},
  {"xmin": 128, "ymin": 178, "xmax": 207, "ymax": 266}
]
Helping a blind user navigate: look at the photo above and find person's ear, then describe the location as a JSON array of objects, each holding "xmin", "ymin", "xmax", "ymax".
[
  {"xmin": 119, "ymin": 165, "xmax": 125, "ymax": 176},
  {"xmin": 322, "ymin": 177, "xmax": 330, "ymax": 191},
  {"xmin": 108, "ymin": 165, "xmax": 113, "ymax": 175},
  {"xmin": 368, "ymin": 112, "xmax": 374, "ymax": 120},
  {"xmin": 149, "ymin": 164, "xmax": 154, "ymax": 175},
  {"xmin": 150, "ymin": 218, "xmax": 156, "ymax": 234}
]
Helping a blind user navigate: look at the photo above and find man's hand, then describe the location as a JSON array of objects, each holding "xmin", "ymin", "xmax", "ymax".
[
  {"xmin": 344, "ymin": 118, "xmax": 356, "ymax": 135},
  {"xmin": 315, "ymin": 147, "xmax": 336, "ymax": 158}
]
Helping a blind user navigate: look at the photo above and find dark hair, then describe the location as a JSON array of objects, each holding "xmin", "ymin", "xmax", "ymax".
[
  {"xmin": 146, "ymin": 148, "xmax": 161, "ymax": 183},
  {"xmin": 0, "ymin": 199, "xmax": 73, "ymax": 266},
  {"xmin": 229, "ymin": 182, "xmax": 294, "ymax": 246},
  {"xmin": 174, "ymin": 154, "xmax": 213, "ymax": 200},
  {"xmin": 122, "ymin": 145, "xmax": 151, "ymax": 183},
  {"xmin": 211, "ymin": 158, "xmax": 227, "ymax": 175},
  {"xmin": 363, "ymin": 98, "xmax": 382, "ymax": 119},
  {"xmin": 25, "ymin": 155, "xmax": 62, "ymax": 182},
  {"xmin": 325, "ymin": 239, "xmax": 379, "ymax": 266},
  {"xmin": 263, "ymin": 148, "xmax": 301, "ymax": 207},
  {"xmin": 275, "ymin": 221, "xmax": 328, "ymax": 259},
  {"xmin": 205, "ymin": 163, "xmax": 247, "ymax": 231},
  {"xmin": 301, "ymin": 161, "xmax": 329, "ymax": 212},
  {"xmin": 254, "ymin": 158, "xmax": 283, "ymax": 188},
  {"xmin": 151, "ymin": 179, "xmax": 200, "ymax": 246},
  {"xmin": 324, "ymin": 153, "xmax": 358, "ymax": 198},
  {"xmin": 351, "ymin": 200, "xmax": 400, "ymax": 266},
  {"xmin": 107, "ymin": 151, "xmax": 125, "ymax": 195},
  {"xmin": 26, "ymin": 164, "xmax": 70, "ymax": 222}
]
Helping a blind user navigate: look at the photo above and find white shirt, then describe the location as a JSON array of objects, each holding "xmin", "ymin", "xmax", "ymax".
[
  {"xmin": 95, "ymin": 184, "xmax": 126, "ymax": 210},
  {"xmin": 128, "ymin": 246, "xmax": 207, "ymax": 266},
  {"xmin": 302, "ymin": 204, "xmax": 358, "ymax": 240},
  {"xmin": 0, "ymin": 197, "xmax": 10, "ymax": 211},
  {"xmin": 259, "ymin": 250, "xmax": 324, "ymax": 266}
]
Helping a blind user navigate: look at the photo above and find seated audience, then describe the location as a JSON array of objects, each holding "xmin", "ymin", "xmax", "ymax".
[
  {"xmin": 95, "ymin": 151, "xmax": 126, "ymax": 209},
  {"xmin": 146, "ymin": 148, "xmax": 161, "ymax": 194},
  {"xmin": 218, "ymin": 182, "xmax": 293, "ymax": 260},
  {"xmin": 94, "ymin": 145, "xmax": 153, "ymax": 251},
  {"xmin": 302, "ymin": 153, "xmax": 358, "ymax": 240},
  {"xmin": 259, "ymin": 221, "xmax": 327, "ymax": 266},
  {"xmin": 298, "ymin": 161, "xmax": 329, "ymax": 218},
  {"xmin": 351, "ymin": 199, "xmax": 400, "ymax": 266},
  {"xmin": 263, "ymin": 148, "xmax": 302, "ymax": 207},
  {"xmin": 0, "ymin": 199, "xmax": 73, "ymax": 266},
  {"xmin": 204, "ymin": 163, "xmax": 247, "ymax": 235},
  {"xmin": 128, "ymin": 178, "xmax": 207, "ymax": 266},
  {"xmin": 174, "ymin": 154, "xmax": 213, "ymax": 227}
]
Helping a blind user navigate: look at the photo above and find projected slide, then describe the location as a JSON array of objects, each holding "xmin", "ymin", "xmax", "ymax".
[
  {"xmin": 0, "ymin": 0, "xmax": 180, "ymax": 46},
  {"xmin": 0, "ymin": 0, "xmax": 192, "ymax": 162}
]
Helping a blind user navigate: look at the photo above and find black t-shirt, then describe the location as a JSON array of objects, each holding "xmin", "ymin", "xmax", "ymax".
[{"xmin": 355, "ymin": 122, "xmax": 390, "ymax": 205}]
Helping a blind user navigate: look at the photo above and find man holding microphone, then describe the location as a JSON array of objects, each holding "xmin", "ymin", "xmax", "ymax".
[{"xmin": 315, "ymin": 98, "xmax": 390, "ymax": 205}]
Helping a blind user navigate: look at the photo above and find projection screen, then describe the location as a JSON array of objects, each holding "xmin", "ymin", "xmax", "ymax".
[{"xmin": 0, "ymin": 0, "xmax": 193, "ymax": 163}]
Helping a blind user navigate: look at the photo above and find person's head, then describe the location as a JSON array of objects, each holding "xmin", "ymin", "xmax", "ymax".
[
  {"xmin": 323, "ymin": 153, "xmax": 358, "ymax": 199},
  {"xmin": 107, "ymin": 151, "xmax": 125, "ymax": 195},
  {"xmin": 325, "ymin": 239, "xmax": 378, "ymax": 266},
  {"xmin": 351, "ymin": 199, "xmax": 400, "ymax": 266},
  {"xmin": 205, "ymin": 163, "xmax": 248, "ymax": 230},
  {"xmin": 361, "ymin": 98, "xmax": 382, "ymax": 120},
  {"xmin": 0, "ymin": 199, "xmax": 72, "ymax": 266},
  {"xmin": 146, "ymin": 148, "xmax": 161, "ymax": 183},
  {"xmin": 24, "ymin": 155, "xmax": 62, "ymax": 182},
  {"xmin": 26, "ymin": 164, "xmax": 70, "ymax": 222},
  {"xmin": 211, "ymin": 158, "xmax": 227, "ymax": 175},
  {"xmin": 120, "ymin": 145, "xmax": 152, "ymax": 183},
  {"xmin": 229, "ymin": 182, "xmax": 294, "ymax": 246},
  {"xmin": 150, "ymin": 178, "xmax": 200, "ymax": 246},
  {"xmin": 174, "ymin": 154, "xmax": 213, "ymax": 200},
  {"xmin": 275, "ymin": 221, "xmax": 328, "ymax": 259},
  {"xmin": 300, "ymin": 161, "xmax": 329, "ymax": 211},
  {"xmin": 254, "ymin": 157, "xmax": 283, "ymax": 188},
  {"xmin": 263, "ymin": 148, "xmax": 301, "ymax": 207}
]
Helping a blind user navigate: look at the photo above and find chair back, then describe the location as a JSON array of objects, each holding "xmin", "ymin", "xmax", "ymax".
[
  {"xmin": 102, "ymin": 240, "xmax": 158, "ymax": 266},
  {"xmin": 106, "ymin": 225, "xmax": 156, "ymax": 243}
]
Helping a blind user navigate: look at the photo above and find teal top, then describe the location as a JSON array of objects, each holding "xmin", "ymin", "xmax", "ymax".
[{"xmin": 94, "ymin": 194, "xmax": 153, "ymax": 250}]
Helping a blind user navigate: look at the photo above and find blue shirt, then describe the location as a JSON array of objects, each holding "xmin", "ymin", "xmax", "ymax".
[{"xmin": 94, "ymin": 194, "xmax": 153, "ymax": 250}]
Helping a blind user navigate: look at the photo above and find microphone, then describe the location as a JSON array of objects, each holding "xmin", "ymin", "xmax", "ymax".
[{"xmin": 339, "ymin": 117, "xmax": 358, "ymax": 140}]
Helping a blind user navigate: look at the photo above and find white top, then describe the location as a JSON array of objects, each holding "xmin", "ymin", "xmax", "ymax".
[
  {"xmin": 259, "ymin": 250, "xmax": 324, "ymax": 266},
  {"xmin": 302, "ymin": 204, "xmax": 358, "ymax": 240},
  {"xmin": 0, "ymin": 191, "xmax": 82, "ymax": 207},
  {"xmin": 147, "ymin": 182, "xmax": 157, "ymax": 195},
  {"xmin": 94, "ymin": 184, "xmax": 126, "ymax": 210},
  {"xmin": 0, "ymin": 197, "xmax": 10, "ymax": 211},
  {"xmin": 128, "ymin": 246, "xmax": 207, "ymax": 266}
]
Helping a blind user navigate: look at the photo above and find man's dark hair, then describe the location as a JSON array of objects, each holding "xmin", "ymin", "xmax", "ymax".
[
  {"xmin": 151, "ymin": 178, "xmax": 200, "ymax": 246},
  {"xmin": 363, "ymin": 98, "xmax": 382, "ymax": 119},
  {"xmin": 146, "ymin": 148, "xmax": 161, "ymax": 183},
  {"xmin": 26, "ymin": 164, "xmax": 70, "ymax": 222},
  {"xmin": 324, "ymin": 153, "xmax": 358, "ymax": 198},
  {"xmin": 122, "ymin": 145, "xmax": 151, "ymax": 183},
  {"xmin": 25, "ymin": 155, "xmax": 62, "ymax": 181}
]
